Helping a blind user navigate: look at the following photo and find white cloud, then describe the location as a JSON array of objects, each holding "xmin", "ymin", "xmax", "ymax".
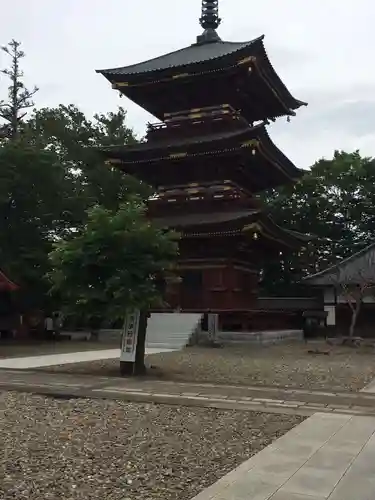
[{"xmin": 1, "ymin": 0, "xmax": 375, "ymax": 168}]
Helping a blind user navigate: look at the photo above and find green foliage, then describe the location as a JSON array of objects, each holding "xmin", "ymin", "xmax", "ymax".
[
  {"xmin": 261, "ymin": 151, "xmax": 375, "ymax": 294},
  {"xmin": 0, "ymin": 140, "xmax": 76, "ymax": 297},
  {"xmin": 0, "ymin": 97, "xmax": 149, "ymax": 310},
  {"xmin": 25, "ymin": 104, "xmax": 151, "ymax": 213},
  {"xmin": 48, "ymin": 199, "xmax": 179, "ymax": 324}
]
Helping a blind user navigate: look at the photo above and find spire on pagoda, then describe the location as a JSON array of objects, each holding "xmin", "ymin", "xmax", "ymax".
[{"xmin": 197, "ymin": 0, "xmax": 222, "ymax": 44}]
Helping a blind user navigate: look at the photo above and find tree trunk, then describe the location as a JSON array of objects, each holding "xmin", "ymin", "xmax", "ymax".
[
  {"xmin": 134, "ymin": 311, "xmax": 148, "ymax": 375},
  {"xmin": 349, "ymin": 306, "xmax": 360, "ymax": 338}
]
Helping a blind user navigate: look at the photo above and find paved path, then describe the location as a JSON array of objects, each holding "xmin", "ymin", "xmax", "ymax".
[
  {"xmin": 2, "ymin": 369, "xmax": 375, "ymax": 417},
  {"xmin": 361, "ymin": 377, "xmax": 375, "ymax": 393},
  {"xmin": 2, "ymin": 368, "xmax": 375, "ymax": 498},
  {"xmin": 192, "ymin": 412, "xmax": 375, "ymax": 500},
  {"xmin": 0, "ymin": 347, "xmax": 174, "ymax": 369}
]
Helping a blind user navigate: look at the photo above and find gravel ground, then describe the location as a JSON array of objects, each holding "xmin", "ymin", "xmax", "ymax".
[
  {"xmin": 1, "ymin": 392, "xmax": 303, "ymax": 500},
  {"xmin": 41, "ymin": 341, "xmax": 375, "ymax": 391}
]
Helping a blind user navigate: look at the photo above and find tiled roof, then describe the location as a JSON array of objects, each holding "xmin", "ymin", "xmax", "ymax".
[
  {"xmin": 153, "ymin": 209, "xmax": 258, "ymax": 228},
  {"xmin": 0, "ymin": 270, "xmax": 18, "ymax": 291},
  {"xmin": 100, "ymin": 123, "xmax": 265, "ymax": 154},
  {"xmin": 97, "ymin": 36, "xmax": 264, "ymax": 77},
  {"xmin": 152, "ymin": 210, "xmax": 308, "ymax": 248},
  {"xmin": 303, "ymin": 242, "xmax": 375, "ymax": 285},
  {"xmin": 99, "ymin": 123, "xmax": 302, "ymax": 182}
]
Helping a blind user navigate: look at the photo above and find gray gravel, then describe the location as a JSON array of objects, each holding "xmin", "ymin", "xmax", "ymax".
[
  {"xmin": 2, "ymin": 392, "xmax": 303, "ymax": 500},
  {"xmin": 42, "ymin": 342, "xmax": 375, "ymax": 392}
]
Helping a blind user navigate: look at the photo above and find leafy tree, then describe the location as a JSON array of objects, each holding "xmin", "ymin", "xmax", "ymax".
[
  {"xmin": 0, "ymin": 139, "xmax": 78, "ymax": 308},
  {"xmin": 48, "ymin": 199, "xmax": 179, "ymax": 374},
  {"xmin": 0, "ymin": 40, "xmax": 38, "ymax": 139},
  {"xmin": 25, "ymin": 104, "xmax": 150, "ymax": 214},
  {"xmin": 261, "ymin": 151, "xmax": 375, "ymax": 294},
  {"xmin": 0, "ymin": 100, "xmax": 149, "ymax": 313}
]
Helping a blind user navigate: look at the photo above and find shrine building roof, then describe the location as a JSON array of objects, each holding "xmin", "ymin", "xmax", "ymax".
[
  {"xmin": 303, "ymin": 242, "xmax": 375, "ymax": 286},
  {"xmin": 0, "ymin": 270, "xmax": 18, "ymax": 292}
]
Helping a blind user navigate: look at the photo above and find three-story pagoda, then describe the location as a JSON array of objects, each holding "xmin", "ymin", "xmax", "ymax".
[{"xmin": 97, "ymin": 0, "xmax": 308, "ymax": 316}]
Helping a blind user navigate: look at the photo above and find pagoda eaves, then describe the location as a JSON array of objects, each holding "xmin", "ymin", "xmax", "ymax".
[
  {"xmin": 152, "ymin": 209, "xmax": 309, "ymax": 250},
  {"xmin": 97, "ymin": 36, "xmax": 306, "ymax": 123},
  {"xmin": 101, "ymin": 122, "xmax": 302, "ymax": 192}
]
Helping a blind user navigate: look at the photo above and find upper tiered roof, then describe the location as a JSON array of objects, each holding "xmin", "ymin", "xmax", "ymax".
[{"xmin": 96, "ymin": 1, "xmax": 306, "ymax": 123}]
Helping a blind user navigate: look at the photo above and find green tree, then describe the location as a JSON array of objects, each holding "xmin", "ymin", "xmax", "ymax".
[
  {"xmin": 25, "ymin": 104, "xmax": 150, "ymax": 214},
  {"xmin": 261, "ymin": 151, "xmax": 375, "ymax": 294},
  {"xmin": 0, "ymin": 139, "xmax": 78, "ymax": 308},
  {"xmin": 48, "ymin": 199, "xmax": 179, "ymax": 374},
  {"xmin": 0, "ymin": 40, "xmax": 38, "ymax": 139},
  {"xmin": 0, "ymin": 101, "xmax": 149, "ymax": 313}
]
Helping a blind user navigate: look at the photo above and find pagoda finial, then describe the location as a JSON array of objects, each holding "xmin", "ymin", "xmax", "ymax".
[{"xmin": 197, "ymin": 0, "xmax": 222, "ymax": 44}]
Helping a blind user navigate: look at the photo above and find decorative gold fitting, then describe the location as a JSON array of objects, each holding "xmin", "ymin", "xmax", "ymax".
[
  {"xmin": 105, "ymin": 158, "xmax": 122, "ymax": 165},
  {"xmin": 241, "ymin": 139, "xmax": 259, "ymax": 148},
  {"xmin": 113, "ymin": 82, "xmax": 129, "ymax": 87},
  {"xmin": 172, "ymin": 73, "xmax": 189, "ymax": 79},
  {"xmin": 237, "ymin": 56, "xmax": 256, "ymax": 65}
]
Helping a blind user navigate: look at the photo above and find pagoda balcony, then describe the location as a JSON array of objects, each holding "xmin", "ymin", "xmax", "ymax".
[
  {"xmin": 147, "ymin": 182, "xmax": 261, "ymax": 218},
  {"xmin": 146, "ymin": 104, "xmax": 252, "ymax": 144}
]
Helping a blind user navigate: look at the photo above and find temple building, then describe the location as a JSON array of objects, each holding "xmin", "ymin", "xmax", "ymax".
[
  {"xmin": 97, "ymin": 0, "xmax": 308, "ymax": 331},
  {"xmin": 304, "ymin": 242, "xmax": 375, "ymax": 337}
]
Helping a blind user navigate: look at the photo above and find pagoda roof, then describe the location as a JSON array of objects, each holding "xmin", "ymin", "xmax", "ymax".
[
  {"xmin": 97, "ymin": 35, "xmax": 306, "ymax": 121},
  {"xmin": 0, "ymin": 269, "xmax": 18, "ymax": 292},
  {"xmin": 153, "ymin": 209, "xmax": 310, "ymax": 249},
  {"xmin": 154, "ymin": 209, "xmax": 258, "ymax": 229},
  {"xmin": 98, "ymin": 37, "xmax": 264, "ymax": 77},
  {"xmin": 100, "ymin": 123, "xmax": 302, "ymax": 191},
  {"xmin": 303, "ymin": 242, "xmax": 375, "ymax": 286}
]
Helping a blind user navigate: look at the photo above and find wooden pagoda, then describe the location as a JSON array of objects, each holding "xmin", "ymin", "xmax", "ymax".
[{"xmin": 97, "ymin": 0, "xmax": 308, "ymax": 327}]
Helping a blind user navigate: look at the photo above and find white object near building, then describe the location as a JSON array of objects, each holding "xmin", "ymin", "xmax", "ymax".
[
  {"xmin": 145, "ymin": 312, "xmax": 202, "ymax": 350},
  {"xmin": 120, "ymin": 310, "xmax": 140, "ymax": 363}
]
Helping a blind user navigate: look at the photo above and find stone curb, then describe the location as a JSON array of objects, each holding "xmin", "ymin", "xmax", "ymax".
[{"xmin": 2, "ymin": 381, "xmax": 375, "ymax": 418}]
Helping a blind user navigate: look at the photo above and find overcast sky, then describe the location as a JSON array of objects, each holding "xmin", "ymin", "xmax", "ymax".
[{"xmin": 1, "ymin": 0, "xmax": 374, "ymax": 168}]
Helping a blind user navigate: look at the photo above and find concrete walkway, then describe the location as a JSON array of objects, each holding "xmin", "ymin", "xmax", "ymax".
[
  {"xmin": 0, "ymin": 347, "xmax": 174, "ymax": 369},
  {"xmin": 2, "ymin": 369, "xmax": 375, "ymax": 417},
  {"xmin": 2, "ymin": 368, "xmax": 375, "ymax": 498},
  {"xmin": 361, "ymin": 377, "xmax": 375, "ymax": 393},
  {"xmin": 192, "ymin": 412, "xmax": 375, "ymax": 500}
]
